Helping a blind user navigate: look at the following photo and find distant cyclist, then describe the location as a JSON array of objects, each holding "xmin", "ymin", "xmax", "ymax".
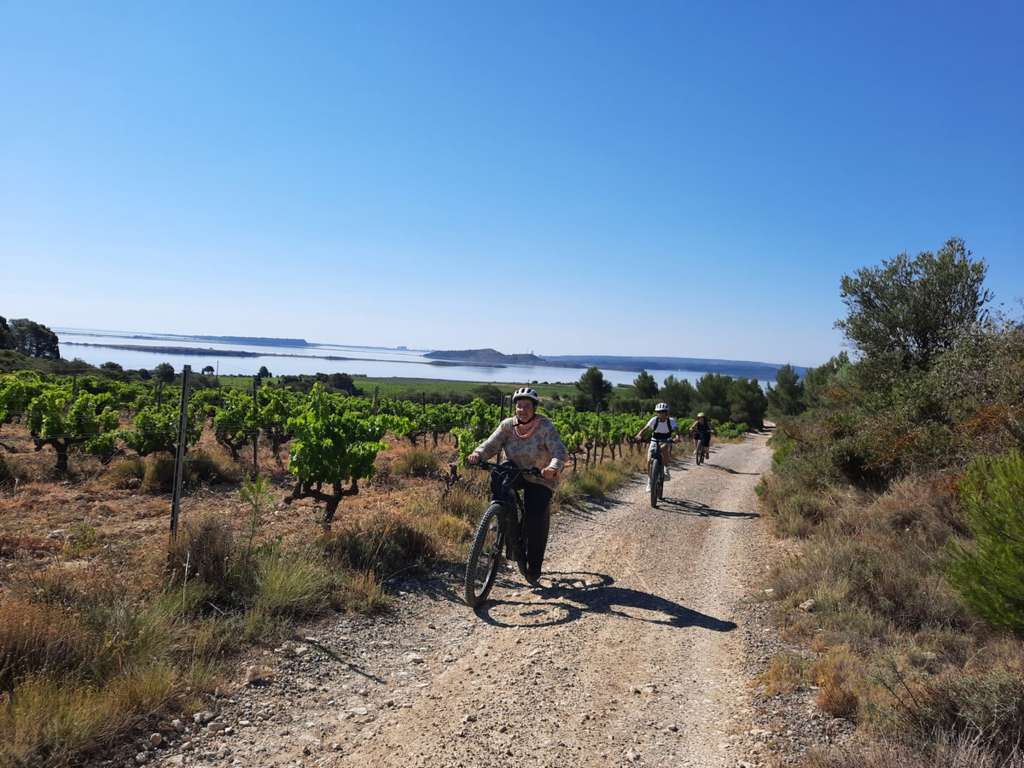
[
  {"xmin": 690, "ymin": 412, "xmax": 713, "ymax": 461},
  {"xmin": 467, "ymin": 387, "xmax": 566, "ymax": 586},
  {"xmin": 635, "ymin": 402, "xmax": 677, "ymax": 490}
]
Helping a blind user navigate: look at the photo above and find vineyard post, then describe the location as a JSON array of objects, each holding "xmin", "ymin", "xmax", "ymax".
[
  {"xmin": 170, "ymin": 365, "xmax": 192, "ymax": 541},
  {"xmin": 252, "ymin": 375, "xmax": 259, "ymax": 477}
]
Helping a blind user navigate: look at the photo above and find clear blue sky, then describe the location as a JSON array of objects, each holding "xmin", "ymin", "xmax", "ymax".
[{"xmin": 2, "ymin": 1, "xmax": 1021, "ymax": 367}]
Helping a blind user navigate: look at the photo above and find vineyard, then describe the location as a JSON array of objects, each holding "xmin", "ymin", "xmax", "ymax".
[{"xmin": 0, "ymin": 369, "xmax": 749, "ymax": 528}]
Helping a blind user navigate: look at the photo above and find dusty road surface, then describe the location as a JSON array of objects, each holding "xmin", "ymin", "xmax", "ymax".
[{"xmin": 159, "ymin": 433, "xmax": 773, "ymax": 768}]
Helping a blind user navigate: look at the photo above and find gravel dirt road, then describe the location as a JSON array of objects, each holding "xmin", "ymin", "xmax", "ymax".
[{"xmin": 154, "ymin": 432, "xmax": 774, "ymax": 768}]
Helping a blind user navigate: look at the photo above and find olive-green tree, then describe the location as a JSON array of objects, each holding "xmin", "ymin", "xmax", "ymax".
[
  {"xmin": 836, "ymin": 238, "xmax": 992, "ymax": 373},
  {"xmin": 633, "ymin": 370, "xmax": 659, "ymax": 399}
]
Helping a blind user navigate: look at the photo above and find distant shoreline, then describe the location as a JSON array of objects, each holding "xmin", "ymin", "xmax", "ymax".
[{"xmin": 61, "ymin": 341, "xmax": 509, "ymax": 370}]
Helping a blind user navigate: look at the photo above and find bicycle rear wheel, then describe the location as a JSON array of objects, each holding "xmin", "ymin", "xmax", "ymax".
[
  {"xmin": 649, "ymin": 458, "xmax": 661, "ymax": 508},
  {"xmin": 464, "ymin": 502, "xmax": 505, "ymax": 607}
]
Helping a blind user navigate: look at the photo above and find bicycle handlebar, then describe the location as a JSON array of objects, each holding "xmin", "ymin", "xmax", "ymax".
[{"xmin": 468, "ymin": 459, "xmax": 542, "ymax": 477}]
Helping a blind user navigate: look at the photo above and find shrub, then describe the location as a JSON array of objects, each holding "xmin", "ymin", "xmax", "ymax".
[
  {"xmin": 760, "ymin": 652, "xmax": 812, "ymax": 695},
  {"xmin": 774, "ymin": 492, "xmax": 830, "ymax": 538},
  {"xmin": 391, "ymin": 448, "xmax": 440, "ymax": 478},
  {"xmin": 814, "ymin": 646, "xmax": 860, "ymax": 719},
  {"xmin": 106, "ymin": 457, "xmax": 144, "ymax": 489},
  {"xmin": 324, "ymin": 511, "xmax": 436, "ymax": 576},
  {"xmin": 166, "ymin": 514, "xmax": 235, "ymax": 594},
  {"xmin": 188, "ymin": 449, "xmax": 242, "ymax": 485},
  {"xmin": 0, "ymin": 453, "xmax": 12, "ymax": 488},
  {"xmin": 799, "ymin": 737, "xmax": 1024, "ymax": 768},
  {"xmin": 896, "ymin": 668, "xmax": 1024, "ymax": 762},
  {"xmin": 140, "ymin": 455, "xmax": 175, "ymax": 494},
  {"xmin": 948, "ymin": 450, "xmax": 1024, "ymax": 634}
]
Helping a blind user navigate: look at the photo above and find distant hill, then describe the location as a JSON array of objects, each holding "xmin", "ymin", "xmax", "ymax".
[
  {"xmin": 546, "ymin": 355, "xmax": 804, "ymax": 380},
  {"xmin": 424, "ymin": 348, "xmax": 803, "ymax": 379},
  {"xmin": 424, "ymin": 348, "xmax": 550, "ymax": 366}
]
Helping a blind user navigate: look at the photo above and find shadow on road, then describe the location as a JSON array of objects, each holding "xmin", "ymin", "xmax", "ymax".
[
  {"xmin": 476, "ymin": 571, "xmax": 737, "ymax": 633},
  {"xmin": 656, "ymin": 497, "xmax": 760, "ymax": 519},
  {"xmin": 703, "ymin": 463, "xmax": 760, "ymax": 476}
]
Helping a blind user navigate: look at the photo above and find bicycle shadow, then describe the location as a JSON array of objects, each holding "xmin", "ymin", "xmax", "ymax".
[
  {"xmin": 656, "ymin": 497, "xmax": 760, "ymax": 519},
  {"xmin": 476, "ymin": 571, "xmax": 737, "ymax": 633},
  {"xmin": 703, "ymin": 463, "xmax": 760, "ymax": 476}
]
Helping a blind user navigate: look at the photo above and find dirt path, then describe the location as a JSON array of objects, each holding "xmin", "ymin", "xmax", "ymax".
[{"xmin": 158, "ymin": 433, "xmax": 773, "ymax": 768}]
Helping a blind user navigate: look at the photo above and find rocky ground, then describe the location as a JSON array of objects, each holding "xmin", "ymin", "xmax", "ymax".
[{"xmin": 99, "ymin": 433, "xmax": 851, "ymax": 768}]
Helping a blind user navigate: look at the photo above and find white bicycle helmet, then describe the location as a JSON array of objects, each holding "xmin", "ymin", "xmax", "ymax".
[
  {"xmin": 654, "ymin": 402, "xmax": 669, "ymax": 413},
  {"xmin": 512, "ymin": 386, "xmax": 540, "ymax": 404}
]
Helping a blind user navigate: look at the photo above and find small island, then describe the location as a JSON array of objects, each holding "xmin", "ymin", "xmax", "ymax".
[{"xmin": 424, "ymin": 348, "xmax": 549, "ymax": 365}]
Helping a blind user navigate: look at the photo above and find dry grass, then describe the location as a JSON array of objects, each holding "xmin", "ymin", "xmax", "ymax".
[
  {"xmin": 799, "ymin": 736, "xmax": 1024, "ymax": 768},
  {"xmin": 813, "ymin": 646, "xmax": 860, "ymax": 719},
  {"xmin": 760, "ymin": 652, "xmax": 813, "ymax": 695},
  {"xmin": 323, "ymin": 510, "xmax": 437, "ymax": 577},
  {"xmin": 0, "ymin": 599, "xmax": 96, "ymax": 690},
  {"xmin": 391, "ymin": 447, "xmax": 440, "ymax": 478},
  {"xmin": 556, "ymin": 452, "xmax": 647, "ymax": 508},
  {"xmin": 338, "ymin": 569, "xmax": 392, "ymax": 614},
  {"xmin": 0, "ymin": 665, "xmax": 183, "ymax": 768}
]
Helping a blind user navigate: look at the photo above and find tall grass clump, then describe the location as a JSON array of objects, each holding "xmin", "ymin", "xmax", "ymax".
[
  {"xmin": 323, "ymin": 511, "xmax": 436, "ymax": 576},
  {"xmin": 391, "ymin": 447, "xmax": 440, "ymax": 478}
]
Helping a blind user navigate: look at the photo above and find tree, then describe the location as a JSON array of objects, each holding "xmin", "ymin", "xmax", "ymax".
[
  {"xmin": 8, "ymin": 319, "xmax": 60, "ymax": 359},
  {"xmin": 285, "ymin": 384, "xmax": 388, "ymax": 529},
  {"xmin": 0, "ymin": 317, "xmax": 13, "ymax": 350},
  {"xmin": 257, "ymin": 365, "xmax": 272, "ymax": 380},
  {"xmin": 836, "ymin": 238, "xmax": 992, "ymax": 372},
  {"xmin": 575, "ymin": 367, "xmax": 613, "ymax": 412},
  {"xmin": 154, "ymin": 363, "xmax": 175, "ymax": 384},
  {"xmin": 201, "ymin": 365, "xmax": 215, "ymax": 376},
  {"xmin": 948, "ymin": 450, "xmax": 1024, "ymax": 634},
  {"xmin": 633, "ymin": 370, "xmax": 659, "ymax": 399},
  {"xmin": 694, "ymin": 373, "xmax": 732, "ymax": 422},
  {"xmin": 100, "ymin": 361, "xmax": 123, "ymax": 373},
  {"xmin": 727, "ymin": 378, "xmax": 767, "ymax": 429},
  {"xmin": 26, "ymin": 388, "xmax": 120, "ymax": 472},
  {"xmin": 802, "ymin": 352, "xmax": 851, "ymax": 409},
  {"xmin": 659, "ymin": 375, "xmax": 696, "ymax": 415},
  {"xmin": 471, "ymin": 384, "xmax": 503, "ymax": 406},
  {"xmin": 766, "ymin": 364, "xmax": 805, "ymax": 417}
]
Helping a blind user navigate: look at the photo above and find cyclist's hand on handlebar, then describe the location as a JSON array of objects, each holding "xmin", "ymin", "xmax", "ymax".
[
  {"xmin": 467, "ymin": 452, "xmax": 481, "ymax": 465},
  {"xmin": 541, "ymin": 466, "xmax": 559, "ymax": 481}
]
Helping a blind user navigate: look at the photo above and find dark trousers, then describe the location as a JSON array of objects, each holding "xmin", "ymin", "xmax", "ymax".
[{"xmin": 521, "ymin": 482, "xmax": 553, "ymax": 580}]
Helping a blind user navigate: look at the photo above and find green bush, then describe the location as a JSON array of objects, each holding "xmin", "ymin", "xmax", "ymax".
[{"xmin": 948, "ymin": 450, "xmax": 1024, "ymax": 634}]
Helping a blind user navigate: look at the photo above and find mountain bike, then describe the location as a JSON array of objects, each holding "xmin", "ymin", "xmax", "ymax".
[
  {"xmin": 694, "ymin": 437, "xmax": 709, "ymax": 465},
  {"xmin": 648, "ymin": 437, "xmax": 674, "ymax": 508},
  {"xmin": 464, "ymin": 460, "xmax": 541, "ymax": 608}
]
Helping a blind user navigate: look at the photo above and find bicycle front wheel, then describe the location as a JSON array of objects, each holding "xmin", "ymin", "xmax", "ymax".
[
  {"xmin": 649, "ymin": 458, "xmax": 661, "ymax": 508},
  {"xmin": 465, "ymin": 502, "xmax": 505, "ymax": 607}
]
